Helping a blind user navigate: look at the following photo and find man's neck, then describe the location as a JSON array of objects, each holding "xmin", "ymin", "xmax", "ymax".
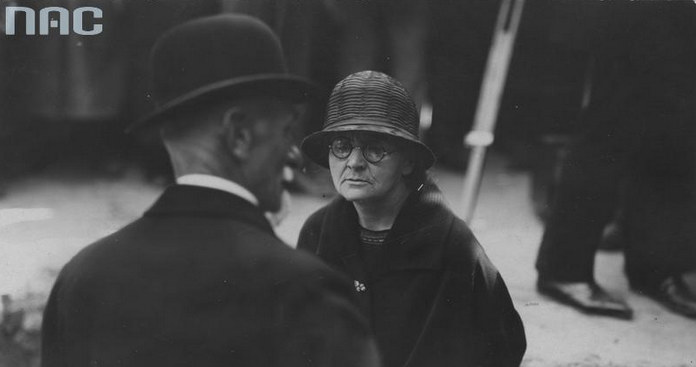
[
  {"xmin": 352, "ymin": 186, "xmax": 410, "ymax": 231},
  {"xmin": 176, "ymin": 174, "xmax": 259, "ymax": 207}
]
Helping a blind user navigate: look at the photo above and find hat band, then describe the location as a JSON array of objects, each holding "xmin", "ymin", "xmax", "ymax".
[{"xmin": 322, "ymin": 119, "xmax": 419, "ymax": 141}]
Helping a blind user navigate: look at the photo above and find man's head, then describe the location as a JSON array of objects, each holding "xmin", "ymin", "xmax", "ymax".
[
  {"xmin": 127, "ymin": 14, "xmax": 317, "ymax": 212},
  {"xmin": 161, "ymin": 97, "xmax": 305, "ymax": 212},
  {"xmin": 128, "ymin": 14, "xmax": 316, "ymax": 133}
]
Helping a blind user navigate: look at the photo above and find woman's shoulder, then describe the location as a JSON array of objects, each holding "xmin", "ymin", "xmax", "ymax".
[
  {"xmin": 297, "ymin": 197, "xmax": 348, "ymax": 251},
  {"xmin": 442, "ymin": 215, "xmax": 499, "ymax": 276},
  {"xmin": 302, "ymin": 196, "xmax": 345, "ymax": 229},
  {"xmin": 401, "ymin": 182, "xmax": 489, "ymax": 269}
]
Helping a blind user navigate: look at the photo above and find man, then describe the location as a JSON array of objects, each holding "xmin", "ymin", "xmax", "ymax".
[
  {"xmin": 41, "ymin": 15, "xmax": 380, "ymax": 367},
  {"xmin": 536, "ymin": 2, "xmax": 696, "ymax": 319}
]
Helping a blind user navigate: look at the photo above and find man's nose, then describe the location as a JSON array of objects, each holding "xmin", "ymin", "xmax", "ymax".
[
  {"xmin": 286, "ymin": 145, "xmax": 303, "ymax": 169},
  {"xmin": 346, "ymin": 147, "xmax": 366, "ymax": 169}
]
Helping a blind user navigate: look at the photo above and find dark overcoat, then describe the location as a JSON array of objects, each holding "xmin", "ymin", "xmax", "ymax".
[
  {"xmin": 42, "ymin": 185, "xmax": 375, "ymax": 367},
  {"xmin": 298, "ymin": 183, "xmax": 526, "ymax": 367}
]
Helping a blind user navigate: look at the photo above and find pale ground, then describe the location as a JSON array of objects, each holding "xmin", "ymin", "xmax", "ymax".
[{"xmin": 1, "ymin": 155, "xmax": 695, "ymax": 366}]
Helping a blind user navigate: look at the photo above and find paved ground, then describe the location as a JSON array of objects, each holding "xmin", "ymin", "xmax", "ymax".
[{"xmin": 1, "ymin": 154, "xmax": 695, "ymax": 366}]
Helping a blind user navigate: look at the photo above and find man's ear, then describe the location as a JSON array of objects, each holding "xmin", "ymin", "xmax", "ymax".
[{"xmin": 222, "ymin": 107, "xmax": 254, "ymax": 160}]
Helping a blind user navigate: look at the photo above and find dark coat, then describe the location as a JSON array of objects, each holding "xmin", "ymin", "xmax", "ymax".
[
  {"xmin": 298, "ymin": 183, "xmax": 526, "ymax": 367},
  {"xmin": 42, "ymin": 185, "xmax": 377, "ymax": 367}
]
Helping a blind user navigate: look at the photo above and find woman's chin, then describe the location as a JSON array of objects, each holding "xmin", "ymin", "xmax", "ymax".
[{"xmin": 339, "ymin": 188, "xmax": 373, "ymax": 202}]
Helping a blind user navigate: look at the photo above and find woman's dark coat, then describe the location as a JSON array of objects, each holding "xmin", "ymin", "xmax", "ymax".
[{"xmin": 298, "ymin": 183, "xmax": 526, "ymax": 367}]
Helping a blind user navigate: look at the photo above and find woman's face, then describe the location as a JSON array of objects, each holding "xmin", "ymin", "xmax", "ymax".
[{"xmin": 328, "ymin": 130, "xmax": 414, "ymax": 203}]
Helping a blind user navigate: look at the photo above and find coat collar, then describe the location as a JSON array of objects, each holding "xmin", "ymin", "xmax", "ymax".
[
  {"xmin": 144, "ymin": 185, "xmax": 274, "ymax": 235},
  {"xmin": 176, "ymin": 174, "xmax": 259, "ymax": 207},
  {"xmin": 316, "ymin": 182, "xmax": 454, "ymax": 277}
]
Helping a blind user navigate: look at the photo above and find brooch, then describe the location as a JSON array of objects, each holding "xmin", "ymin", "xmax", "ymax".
[{"xmin": 354, "ymin": 280, "xmax": 367, "ymax": 292}]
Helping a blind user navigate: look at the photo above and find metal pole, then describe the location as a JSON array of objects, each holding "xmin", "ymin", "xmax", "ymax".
[{"xmin": 461, "ymin": 0, "xmax": 525, "ymax": 223}]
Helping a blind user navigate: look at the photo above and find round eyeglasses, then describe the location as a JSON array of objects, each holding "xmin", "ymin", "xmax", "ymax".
[{"xmin": 329, "ymin": 137, "xmax": 394, "ymax": 164}]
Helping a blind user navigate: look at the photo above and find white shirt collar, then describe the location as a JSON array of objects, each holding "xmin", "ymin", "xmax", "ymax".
[{"xmin": 176, "ymin": 174, "xmax": 259, "ymax": 207}]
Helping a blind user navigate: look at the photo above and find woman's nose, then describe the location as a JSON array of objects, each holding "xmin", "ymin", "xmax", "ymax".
[{"xmin": 346, "ymin": 147, "xmax": 366, "ymax": 169}]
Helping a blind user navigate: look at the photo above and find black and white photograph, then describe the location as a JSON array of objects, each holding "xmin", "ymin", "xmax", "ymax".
[{"xmin": 1, "ymin": 0, "xmax": 695, "ymax": 366}]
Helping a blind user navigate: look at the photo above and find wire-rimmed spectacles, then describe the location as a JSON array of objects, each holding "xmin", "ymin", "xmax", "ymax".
[{"xmin": 328, "ymin": 137, "xmax": 394, "ymax": 164}]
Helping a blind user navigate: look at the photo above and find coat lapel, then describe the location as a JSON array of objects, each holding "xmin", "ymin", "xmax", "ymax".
[
  {"xmin": 376, "ymin": 184, "xmax": 453, "ymax": 276},
  {"xmin": 315, "ymin": 198, "xmax": 372, "ymax": 314},
  {"xmin": 312, "ymin": 184, "xmax": 456, "ymax": 315}
]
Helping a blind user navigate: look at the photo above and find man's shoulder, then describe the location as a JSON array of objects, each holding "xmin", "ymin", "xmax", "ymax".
[
  {"xmin": 56, "ymin": 215, "xmax": 355, "ymax": 308},
  {"xmin": 69, "ymin": 214, "xmax": 333, "ymax": 270},
  {"xmin": 55, "ymin": 217, "xmax": 152, "ymax": 277}
]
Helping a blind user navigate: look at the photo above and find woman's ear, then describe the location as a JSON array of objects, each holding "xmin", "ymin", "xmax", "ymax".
[
  {"xmin": 401, "ymin": 155, "xmax": 415, "ymax": 176},
  {"xmin": 222, "ymin": 107, "xmax": 253, "ymax": 160}
]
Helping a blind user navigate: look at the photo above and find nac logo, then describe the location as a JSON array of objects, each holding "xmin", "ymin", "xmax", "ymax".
[{"xmin": 5, "ymin": 6, "xmax": 102, "ymax": 36}]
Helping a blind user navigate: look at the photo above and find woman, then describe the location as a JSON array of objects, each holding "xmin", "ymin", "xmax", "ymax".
[{"xmin": 299, "ymin": 71, "xmax": 526, "ymax": 367}]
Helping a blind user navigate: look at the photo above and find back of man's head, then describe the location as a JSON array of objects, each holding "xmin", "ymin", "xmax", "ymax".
[{"xmin": 160, "ymin": 97, "xmax": 303, "ymax": 212}]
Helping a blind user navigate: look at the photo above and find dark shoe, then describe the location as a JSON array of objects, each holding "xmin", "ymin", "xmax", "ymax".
[
  {"xmin": 641, "ymin": 275, "xmax": 696, "ymax": 319},
  {"xmin": 538, "ymin": 279, "xmax": 634, "ymax": 320}
]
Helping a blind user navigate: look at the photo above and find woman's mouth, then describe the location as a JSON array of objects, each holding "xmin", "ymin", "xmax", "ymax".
[{"xmin": 344, "ymin": 178, "xmax": 370, "ymax": 184}]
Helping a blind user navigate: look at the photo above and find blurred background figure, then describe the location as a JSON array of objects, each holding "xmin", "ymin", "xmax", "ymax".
[
  {"xmin": 425, "ymin": 0, "xmax": 498, "ymax": 171},
  {"xmin": 327, "ymin": 0, "xmax": 428, "ymax": 109},
  {"xmin": 536, "ymin": 1, "xmax": 696, "ymax": 320},
  {"xmin": 220, "ymin": 0, "xmax": 331, "ymax": 83},
  {"xmin": 0, "ymin": 0, "xmax": 128, "ymax": 190},
  {"xmin": 0, "ymin": 0, "xmax": 222, "ymax": 186},
  {"xmin": 425, "ymin": 0, "xmax": 604, "ymax": 175}
]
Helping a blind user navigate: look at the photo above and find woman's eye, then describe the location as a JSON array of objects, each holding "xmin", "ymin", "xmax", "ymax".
[{"xmin": 366, "ymin": 145, "xmax": 383, "ymax": 154}]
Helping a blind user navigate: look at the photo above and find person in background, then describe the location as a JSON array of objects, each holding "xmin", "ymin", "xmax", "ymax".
[
  {"xmin": 298, "ymin": 71, "xmax": 526, "ymax": 367},
  {"xmin": 328, "ymin": 0, "xmax": 428, "ymax": 107},
  {"xmin": 425, "ymin": 0, "xmax": 498, "ymax": 171},
  {"xmin": 41, "ymin": 15, "xmax": 379, "ymax": 367},
  {"xmin": 536, "ymin": 1, "xmax": 696, "ymax": 320}
]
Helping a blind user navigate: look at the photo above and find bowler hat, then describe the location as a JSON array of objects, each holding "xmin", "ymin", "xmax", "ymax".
[
  {"xmin": 301, "ymin": 71, "xmax": 435, "ymax": 168},
  {"xmin": 127, "ymin": 14, "xmax": 317, "ymax": 132}
]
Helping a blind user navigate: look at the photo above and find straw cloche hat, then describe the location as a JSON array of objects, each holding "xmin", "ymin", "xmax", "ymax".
[{"xmin": 301, "ymin": 71, "xmax": 435, "ymax": 168}]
